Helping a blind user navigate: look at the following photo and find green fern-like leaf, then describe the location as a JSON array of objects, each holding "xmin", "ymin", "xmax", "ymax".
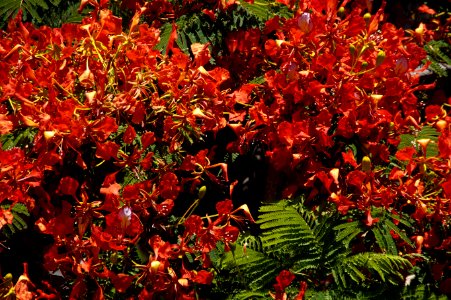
[
  {"xmin": 422, "ymin": 40, "xmax": 451, "ymax": 78},
  {"xmin": 398, "ymin": 125, "xmax": 440, "ymax": 157},
  {"xmin": 384, "ymin": 218, "xmax": 415, "ymax": 248},
  {"xmin": 0, "ymin": 127, "xmax": 37, "ymax": 151},
  {"xmin": 332, "ymin": 253, "xmax": 412, "ymax": 289},
  {"xmin": 37, "ymin": 0, "xmax": 88, "ymax": 27},
  {"xmin": 334, "ymin": 207, "xmax": 414, "ymax": 254},
  {"xmin": 372, "ymin": 225, "xmax": 397, "ymax": 255},
  {"xmin": 249, "ymin": 75, "xmax": 265, "ymax": 84},
  {"xmin": 219, "ymin": 243, "xmax": 280, "ymax": 290},
  {"xmin": 231, "ymin": 291, "xmax": 268, "ymax": 300},
  {"xmin": 402, "ymin": 284, "xmax": 448, "ymax": 300},
  {"xmin": 0, "ymin": 203, "xmax": 30, "ymax": 238},
  {"xmin": 240, "ymin": 0, "xmax": 293, "ymax": 22},
  {"xmin": 213, "ymin": 201, "xmax": 415, "ymax": 297},
  {"xmin": 425, "ymin": 40, "xmax": 451, "ymax": 63},
  {"xmin": 258, "ymin": 202, "xmax": 319, "ymax": 257},
  {"xmin": 240, "ymin": 0, "xmax": 272, "ymax": 21},
  {"xmin": 334, "ymin": 220, "xmax": 361, "ymax": 248},
  {"xmin": 155, "ymin": 23, "xmax": 173, "ymax": 53},
  {"xmin": 0, "ymin": 0, "xmax": 52, "ymax": 22}
]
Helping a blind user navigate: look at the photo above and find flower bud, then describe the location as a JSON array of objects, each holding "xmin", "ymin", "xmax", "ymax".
[
  {"xmin": 415, "ymin": 235, "xmax": 424, "ymax": 253},
  {"xmin": 150, "ymin": 260, "xmax": 160, "ymax": 274},
  {"xmin": 376, "ymin": 50, "xmax": 385, "ymax": 67},
  {"xmin": 349, "ymin": 44, "xmax": 356, "ymax": 57},
  {"xmin": 198, "ymin": 186, "xmax": 207, "ymax": 200},
  {"xmin": 363, "ymin": 13, "xmax": 371, "ymax": 26},
  {"xmin": 298, "ymin": 12, "xmax": 313, "ymax": 33},
  {"xmin": 435, "ymin": 120, "xmax": 447, "ymax": 131},
  {"xmin": 361, "ymin": 156, "xmax": 372, "ymax": 172},
  {"xmin": 178, "ymin": 278, "xmax": 189, "ymax": 287},
  {"xmin": 371, "ymin": 94, "xmax": 383, "ymax": 105},
  {"xmin": 44, "ymin": 130, "xmax": 56, "ymax": 140},
  {"xmin": 394, "ymin": 57, "xmax": 409, "ymax": 75},
  {"xmin": 389, "ymin": 122, "xmax": 395, "ymax": 131},
  {"xmin": 275, "ymin": 39, "xmax": 285, "ymax": 47}
]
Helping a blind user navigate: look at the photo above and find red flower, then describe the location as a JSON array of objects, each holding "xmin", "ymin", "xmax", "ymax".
[
  {"xmin": 272, "ymin": 270, "xmax": 295, "ymax": 299},
  {"xmin": 123, "ymin": 125, "xmax": 137, "ymax": 144},
  {"xmin": 192, "ymin": 270, "xmax": 213, "ymax": 285},
  {"xmin": 58, "ymin": 176, "xmax": 79, "ymax": 197},
  {"xmin": 159, "ymin": 172, "xmax": 180, "ymax": 200}
]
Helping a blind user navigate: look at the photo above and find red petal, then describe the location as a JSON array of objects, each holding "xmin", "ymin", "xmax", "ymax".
[
  {"xmin": 346, "ymin": 170, "xmax": 367, "ymax": 189},
  {"xmin": 141, "ymin": 131, "xmax": 156, "ymax": 149},
  {"xmin": 96, "ymin": 141, "xmax": 120, "ymax": 160},
  {"xmin": 191, "ymin": 43, "xmax": 211, "ymax": 67},
  {"xmin": 441, "ymin": 177, "xmax": 451, "ymax": 198},
  {"xmin": 395, "ymin": 147, "xmax": 417, "ymax": 161},
  {"xmin": 91, "ymin": 116, "xmax": 118, "ymax": 141},
  {"xmin": 192, "ymin": 270, "xmax": 213, "ymax": 285},
  {"xmin": 342, "ymin": 149, "xmax": 358, "ymax": 168},
  {"xmin": 438, "ymin": 129, "xmax": 451, "ymax": 159},
  {"xmin": 216, "ymin": 200, "xmax": 233, "ymax": 216},
  {"xmin": 418, "ymin": 4, "xmax": 436, "ymax": 15},
  {"xmin": 111, "ymin": 273, "xmax": 134, "ymax": 293},
  {"xmin": 59, "ymin": 176, "xmax": 79, "ymax": 196},
  {"xmin": 123, "ymin": 125, "xmax": 136, "ymax": 144},
  {"xmin": 275, "ymin": 270, "xmax": 295, "ymax": 290}
]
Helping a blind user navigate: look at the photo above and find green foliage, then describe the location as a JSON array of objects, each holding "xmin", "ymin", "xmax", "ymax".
[
  {"xmin": 156, "ymin": 1, "xmax": 292, "ymax": 59},
  {"xmin": 398, "ymin": 125, "xmax": 440, "ymax": 157},
  {"xmin": 334, "ymin": 206, "xmax": 415, "ymax": 254},
  {"xmin": 333, "ymin": 252, "xmax": 412, "ymax": 287},
  {"xmin": 240, "ymin": 0, "xmax": 293, "ymax": 21},
  {"xmin": 424, "ymin": 40, "xmax": 451, "ymax": 78},
  {"xmin": 0, "ymin": 0, "xmax": 89, "ymax": 29},
  {"xmin": 240, "ymin": 0, "xmax": 272, "ymax": 21},
  {"xmin": 156, "ymin": 22, "xmax": 173, "ymax": 54},
  {"xmin": 231, "ymin": 291, "xmax": 268, "ymax": 299},
  {"xmin": 0, "ymin": 0, "xmax": 60, "ymax": 23},
  {"xmin": 211, "ymin": 200, "xmax": 414, "ymax": 298},
  {"xmin": 257, "ymin": 201, "xmax": 337, "ymax": 273},
  {"xmin": 35, "ymin": 0, "xmax": 90, "ymax": 27},
  {"xmin": 0, "ymin": 127, "xmax": 37, "ymax": 151},
  {"xmin": 0, "ymin": 202, "xmax": 30, "ymax": 238},
  {"xmin": 220, "ymin": 242, "xmax": 280, "ymax": 290},
  {"xmin": 402, "ymin": 284, "xmax": 449, "ymax": 300},
  {"xmin": 156, "ymin": 7, "xmax": 260, "ymax": 56}
]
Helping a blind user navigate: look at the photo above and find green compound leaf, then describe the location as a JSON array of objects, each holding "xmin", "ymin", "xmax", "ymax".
[{"xmin": 398, "ymin": 125, "xmax": 440, "ymax": 158}]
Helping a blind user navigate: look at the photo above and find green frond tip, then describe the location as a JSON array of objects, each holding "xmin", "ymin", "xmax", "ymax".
[
  {"xmin": 0, "ymin": 127, "xmax": 37, "ymax": 151},
  {"xmin": 231, "ymin": 291, "xmax": 268, "ymax": 300},
  {"xmin": 240, "ymin": 0, "xmax": 293, "ymax": 22},
  {"xmin": 333, "ymin": 252, "xmax": 412, "ymax": 289},
  {"xmin": 402, "ymin": 283, "xmax": 449, "ymax": 300},
  {"xmin": 424, "ymin": 40, "xmax": 451, "ymax": 78},
  {"xmin": 240, "ymin": 0, "xmax": 272, "ymax": 21},
  {"xmin": 257, "ymin": 201, "xmax": 319, "ymax": 257},
  {"xmin": 398, "ymin": 125, "xmax": 439, "ymax": 157},
  {"xmin": 155, "ymin": 23, "xmax": 173, "ymax": 53},
  {"xmin": 0, "ymin": 203, "xmax": 30, "ymax": 238},
  {"xmin": 334, "ymin": 220, "xmax": 361, "ymax": 248},
  {"xmin": 334, "ymin": 207, "xmax": 414, "ymax": 253},
  {"xmin": 215, "ymin": 243, "xmax": 280, "ymax": 290},
  {"xmin": 0, "ymin": 0, "xmax": 57, "ymax": 22}
]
